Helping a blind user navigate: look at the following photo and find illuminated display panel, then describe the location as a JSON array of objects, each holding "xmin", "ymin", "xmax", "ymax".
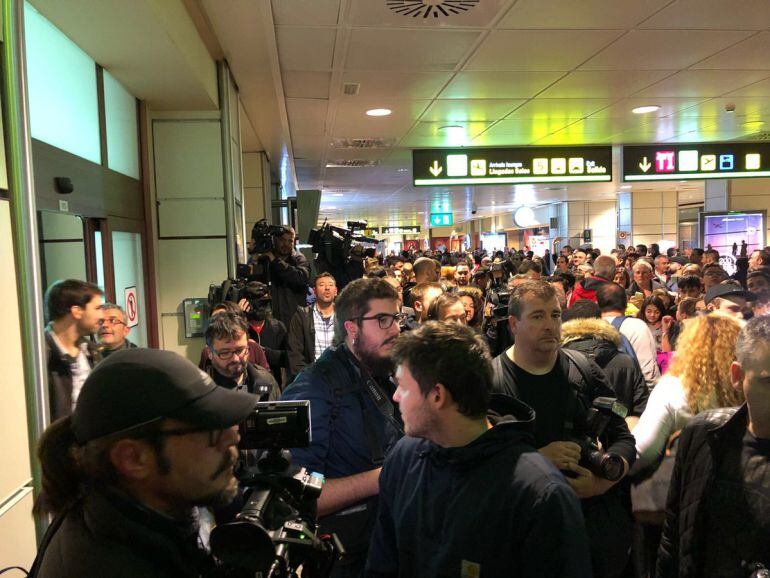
[
  {"xmin": 430, "ymin": 213, "xmax": 453, "ymax": 227},
  {"xmin": 413, "ymin": 146, "xmax": 612, "ymax": 186},
  {"xmin": 699, "ymin": 211, "xmax": 766, "ymax": 275},
  {"xmin": 382, "ymin": 225, "xmax": 420, "ymax": 234},
  {"xmin": 623, "ymin": 143, "xmax": 770, "ymax": 181}
]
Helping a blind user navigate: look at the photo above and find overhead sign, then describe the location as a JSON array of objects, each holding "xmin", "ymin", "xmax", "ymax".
[
  {"xmin": 381, "ymin": 225, "xmax": 421, "ymax": 234},
  {"xmin": 413, "ymin": 146, "xmax": 612, "ymax": 186},
  {"xmin": 364, "ymin": 227, "xmax": 380, "ymax": 236},
  {"xmin": 429, "ymin": 213, "xmax": 453, "ymax": 227},
  {"xmin": 124, "ymin": 286, "xmax": 139, "ymax": 328},
  {"xmin": 623, "ymin": 142, "xmax": 770, "ymax": 181}
]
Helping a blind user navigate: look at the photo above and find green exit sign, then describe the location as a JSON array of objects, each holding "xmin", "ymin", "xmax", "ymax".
[{"xmin": 430, "ymin": 213, "xmax": 453, "ymax": 227}]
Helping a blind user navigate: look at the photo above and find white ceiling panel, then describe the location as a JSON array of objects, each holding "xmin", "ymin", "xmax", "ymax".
[
  {"xmin": 341, "ymin": 71, "xmax": 453, "ymax": 99},
  {"xmin": 331, "ymin": 99, "xmax": 431, "ymax": 138},
  {"xmin": 581, "ymin": 30, "xmax": 753, "ymax": 70},
  {"xmin": 672, "ymin": 97, "xmax": 770, "ymax": 120},
  {"xmin": 421, "ymin": 99, "xmax": 526, "ymax": 122},
  {"xmin": 726, "ymin": 77, "xmax": 770, "ymax": 97},
  {"xmin": 275, "ymin": 26, "xmax": 336, "ymax": 71},
  {"xmin": 499, "ymin": 0, "xmax": 672, "ymax": 29},
  {"xmin": 286, "ymin": 98, "xmax": 328, "ymax": 136},
  {"xmin": 350, "ymin": 0, "xmax": 508, "ymax": 28},
  {"xmin": 471, "ymin": 132, "xmax": 544, "ymax": 146},
  {"xmin": 467, "ymin": 29, "xmax": 624, "ymax": 71},
  {"xmin": 283, "ymin": 71, "xmax": 332, "ymax": 99},
  {"xmin": 271, "ymin": 0, "xmax": 340, "ymax": 26},
  {"xmin": 588, "ymin": 97, "xmax": 710, "ymax": 119},
  {"xmin": 693, "ymin": 32, "xmax": 770, "ymax": 71},
  {"xmin": 345, "ymin": 28, "xmax": 481, "ymax": 71},
  {"xmin": 539, "ymin": 70, "xmax": 674, "ymax": 99},
  {"xmin": 504, "ymin": 98, "xmax": 615, "ymax": 120},
  {"xmin": 639, "ymin": 0, "xmax": 770, "ymax": 30},
  {"xmin": 479, "ymin": 117, "xmax": 578, "ymax": 137},
  {"xmin": 635, "ymin": 70, "xmax": 770, "ymax": 98},
  {"xmin": 665, "ymin": 128, "xmax": 761, "ymax": 142},
  {"xmin": 406, "ymin": 120, "xmax": 493, "ymax": 139},
  {"xmin": 440, "ymin": 71, "xmax": 564, "ymax": 99},
  {"xmin": 292, "ymin": 135, "xmax": 327, "ymax": 160}
]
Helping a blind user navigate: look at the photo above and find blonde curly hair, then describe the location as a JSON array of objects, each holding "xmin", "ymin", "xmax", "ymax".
[{"xmin": 668, "ymin": 313, "xmax": 744, "ymax": 414}]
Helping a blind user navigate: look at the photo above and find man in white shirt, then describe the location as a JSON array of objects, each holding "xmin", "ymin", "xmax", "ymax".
[{"xmin": 597, "ymin": 282, "xmax": 660, "ymax": 387}]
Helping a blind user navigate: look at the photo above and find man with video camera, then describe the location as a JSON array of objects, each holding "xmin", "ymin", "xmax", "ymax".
[
  {"xmin": 365, "ymin": 321, "xmax": 591, "ymax": 577},
  {"xmin": 491, "ymin": 280, "xmax": 636, "ymax": 578},
  {"xmin": 280, "ymin": 277, "xmax": 404, "ymax": 577},
  {"xmin": 29, "ymin": 348, "xmax": 259, "ymax": 578},
  {"xmin": 251, "ymin": 224, "xmax": 311, "ymax": 329}
]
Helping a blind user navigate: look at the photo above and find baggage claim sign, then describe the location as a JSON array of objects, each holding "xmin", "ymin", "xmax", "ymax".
[
  {"xmin": 413, "ymin": 146, "xmax": 612, "ymax": 186},
  {"xmin": 623, "ymin": 142, "xmax": 770, "ymax": 181}
]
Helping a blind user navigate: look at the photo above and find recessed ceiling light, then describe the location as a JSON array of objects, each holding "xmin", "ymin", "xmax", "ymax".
[
  {"xmin": 397, "ymin": 168, "xmax": 408, "ymax": 172},
  {"xmin": 330, "ymin": 193, "xmax": 344, "ymax": 197},
  {"xmin": 417, "ymin": 211, "xmax": 425, "ymax": 215},
  {"xmin": 632, "ymin": 105, "xmax": 661, "ymax": 114},
  {"xmin": 366, "ymin": 108, "xmax": 392, "ymax": 117},
  {"xmin": 439, "ymin": 124, "xmax": 463, "ymax": 132},
  {"xmin": 621, "ymin": 185, "xmax": 632, "ymax": 189}
]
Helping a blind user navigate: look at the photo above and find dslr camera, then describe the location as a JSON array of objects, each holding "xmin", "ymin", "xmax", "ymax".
[
  {"xmin": 251, "ymin": 219, "xmax": 287, "ymax": 254},
  {"xmin": 211, "ymin": 401, "xmax": 340, "ymax": 578},
  {"xmin": 570, "ymin": 397, "xmax": 628, "ymax": 482}
]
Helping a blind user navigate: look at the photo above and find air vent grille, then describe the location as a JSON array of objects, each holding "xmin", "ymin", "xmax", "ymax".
[
  {"xmin": 342, "ymin": 82, "xmax": 360, "ymax": 96},
  {"xmin": 386, "ymin": 0, "xmax": 480, "ymax": 18},
  {"xmin": 330, "ymin": 137, "xmax": 396, "ymax": 149},
  {"xmin": 326, "ymin": 159, "xmax": 381, "ymax": 168}
]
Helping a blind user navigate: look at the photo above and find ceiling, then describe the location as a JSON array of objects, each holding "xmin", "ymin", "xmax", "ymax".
[{"xmin": 200, "ymin": 0, "xmax": 770, "ymax": 228}]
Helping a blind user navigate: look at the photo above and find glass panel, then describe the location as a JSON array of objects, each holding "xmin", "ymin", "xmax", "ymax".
[
  {"xmin": 38, "ymin": 211, "xmax": 86, "ymax": 297},
  {"xmin": 103, "ymin": 71, "xmax": 139, "ymax": 179},
  {"xmin": 94, "ymin": 231, "xmax": 105, "ymax": 291},
  {"xmin": 111, "ymin": 231, "xmax": 147, "ymax": 347},
  {"xmin": 25, "ymin": 2, "xmax": 101, "ymax": 164}
]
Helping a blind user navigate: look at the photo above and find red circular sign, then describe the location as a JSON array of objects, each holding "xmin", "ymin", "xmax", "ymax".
[{"xmin": 126, "ymin": 293, "xmax": 137, "ymax": 323}]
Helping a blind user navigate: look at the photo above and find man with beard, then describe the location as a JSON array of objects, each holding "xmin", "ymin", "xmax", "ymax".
[
  {"xmin": 280, "ymin": 278, "xmax": 404, "ymax": 577},
  {"xmin": 204, "ymin": 312, "xmax": 280, "ymax": 401},
  {"xmin": 453, "ymin": 261, "xmax": 471, "ymax": 287},
  {"xmin": 97, "ymin": 303, "xmax": 137, "ymax": 358},
  {"xmin": 44, "ymin": 279, "xmax": 104, "ymax": 421},
  {"xmin": 30, "ymin": 348, "xmax": 259, "ymax": 578}
]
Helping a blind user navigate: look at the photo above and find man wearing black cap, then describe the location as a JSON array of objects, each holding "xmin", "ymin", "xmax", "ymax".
[
  {"xmin": 705, "ymin": 282, "xmax": 755, "ymax": 320},
  {"xmin": 30, "ymin": 348, "xmax": 258, "ymax": 578}
]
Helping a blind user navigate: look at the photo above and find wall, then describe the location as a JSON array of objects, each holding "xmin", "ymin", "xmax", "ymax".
[
  {"xmin": 242, "ymin": 151, "xmax": 270, "ymax": 236},
  {"xmin": 566, "ymin": 200, "xmax": 617, "ymax": 254},
  {"xmin": 630, "ymin": 190, "xmax": 677, "ymax": 249}
]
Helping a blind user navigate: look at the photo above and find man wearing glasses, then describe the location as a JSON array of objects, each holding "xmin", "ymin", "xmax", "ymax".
[
  {"xmin": 204, "ymin": 312, "xmax": 280, "ymax": 401},
  {"xmin": 30, "ymin": 348, "xmax": 259, "ymax": 578},
  {"xmin": 281, "ymin": 277, "xmax": 404, "ymax": 577},
  {"xmin": 97, "ymin": 303, "xmax": 137, "ymax": 358}
]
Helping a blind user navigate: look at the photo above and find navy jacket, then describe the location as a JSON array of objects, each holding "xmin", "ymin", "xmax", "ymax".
[{"xmin": 365, "ymin": 395, "xmax": 592, "ymax": 578}]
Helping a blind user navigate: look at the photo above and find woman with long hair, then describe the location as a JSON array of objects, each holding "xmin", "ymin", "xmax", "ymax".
[{"xmin": 637, "ymin": 296, "xmax": 667, "ymax": 350}]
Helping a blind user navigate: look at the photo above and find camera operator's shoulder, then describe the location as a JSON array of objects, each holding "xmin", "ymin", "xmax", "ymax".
[{"xmin": 383, "ymin": 436, "xmax": 431, "ymax": 473}]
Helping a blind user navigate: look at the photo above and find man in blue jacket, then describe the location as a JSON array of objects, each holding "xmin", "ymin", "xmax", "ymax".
[{"xmin": 365, "ymin": 321, "xmax": 592, "ymax": 578}]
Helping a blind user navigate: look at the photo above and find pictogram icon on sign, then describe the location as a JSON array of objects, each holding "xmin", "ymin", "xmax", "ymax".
[{"xmin": 124, "ymin": 286, "xmax": 139, "ymax": 328}]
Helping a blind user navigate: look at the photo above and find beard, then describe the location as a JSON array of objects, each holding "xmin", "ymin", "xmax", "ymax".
[{"xmin": 353, "ymin": 339, "xmax": 395, "ymax": 378}]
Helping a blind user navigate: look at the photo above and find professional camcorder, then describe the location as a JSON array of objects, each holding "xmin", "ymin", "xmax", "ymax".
[
  {"xmin": 250, "ymin": 219, "xmax": 288, "ymax": 254},
  {"xmin": 208, "ymin": 277, "xmax": 271, "ymax": 312},
  {"xmin": 211, "ymin": 401, "xmax": 341, "ymax": 578},
  {"xmin": 571, "ymin": 397, "xmax": 628, "ymax": 482},
  {"xmin": 307, "ymin": 220, "xmax": 378, "ymax": 265}
]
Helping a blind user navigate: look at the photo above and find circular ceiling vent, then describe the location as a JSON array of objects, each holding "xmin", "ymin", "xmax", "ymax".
[{"xmin": 386, "ymin": 0, "xmax": 480, "ymax": 19}]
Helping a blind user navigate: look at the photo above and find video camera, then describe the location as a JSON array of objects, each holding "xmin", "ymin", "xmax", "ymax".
[
  {"xmin": 571, "ymin": 397, "xmax": 628, "ymax": 482},
  {"xmin": 207, "ymin": 275, "xmax": 271, "ymax": 313},
  {"xmin": 250, "ymin": 219, "xmax": 288, "ymax": 254},
  {"xmin": 211, "ymin": 401, "xmax": 340, "ymax": 578},
  {"xmin": 307, "ymin": 219, "xmax": 378, "ymax": 266}
]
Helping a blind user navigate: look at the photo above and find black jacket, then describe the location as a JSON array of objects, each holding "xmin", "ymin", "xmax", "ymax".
[
  {"xmin": 268, "ymin": 251, "xmax": 311, "ymax": 328},
  {"xmin": 31, "ymin": 488, "xmax": 220, "ymax": 578},
  {"xmin": 45, "ymin": 329, "xmax": 101, "ymax": 421},
  {"xmin": 248, "ymin": 316, "xmax": 288, "ymax": 386},
  {"xmin": 560, "ymin": 317, "xmax": 649, "ymax": 417},
  {"xmin": 657, "ymin": 405, "xmax": 752, "ymax": 578},
  {"xmin": 100, "ymin": 339, "xmax": 138, "ymax": 359},
  {"xmin": 365, "ymin": 395, "xmax": 592, "ymax": 578},
  {"xmin": 287, "ymin": 305, "xmax": 315, "ymax": 380},
  {"xmin": 209, "ymin": 362, "xmax": 281, "ymax": 401}
]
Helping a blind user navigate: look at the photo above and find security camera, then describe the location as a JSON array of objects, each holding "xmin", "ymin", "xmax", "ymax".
[{"xmin": 471, "ymin": 203, "xmax": 478, "ymax": 215}]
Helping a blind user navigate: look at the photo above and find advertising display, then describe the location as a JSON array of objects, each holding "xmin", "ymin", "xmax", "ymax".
[
  {"xmin": 413, "ymin": 146, "xmax": 612, "ymax": 186},
  {"xmin": 623, "ymin": 142, "xmax": 770, "ymax": 181},
  {"xmin": 528, "ymin": 235, "xmax": 550, "ymax": 258},
  {"xmin": 700, "ymin": 211, "xmax": 766, "ymax": 274}
]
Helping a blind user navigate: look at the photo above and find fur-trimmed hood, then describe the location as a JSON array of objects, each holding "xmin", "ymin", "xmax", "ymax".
[{"xmin": 561, "ymin": 317, "xmax": 621, "ymax": 348}]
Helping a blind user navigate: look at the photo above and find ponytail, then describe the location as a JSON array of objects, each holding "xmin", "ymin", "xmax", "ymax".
[{"xmin": 34, "ymin": 416, "xmax": 83, "ymax": 516}]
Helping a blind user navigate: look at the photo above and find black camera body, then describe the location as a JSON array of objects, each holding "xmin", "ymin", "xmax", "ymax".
[
  {"xmin": 570, "ymin": 397, "xmax": 628, "ymax": 482},
  {"xmin": 251, "ymin": 219, "xmax": 287, "ymax": 254},
  {"xmin": 210, "ymin": 401, "xmax": 340, "ymax": 578},
  {"xmin": 207, "ymin": 277, "xmax": 271, "ymax": 313}
]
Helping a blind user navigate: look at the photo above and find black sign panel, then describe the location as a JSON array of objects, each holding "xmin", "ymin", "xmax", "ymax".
[
  {"xmin": 623, "ymin": 142, "xmax": 770, "ymax": 181},
  {"xmin": 413, "ymin": 146, "xmax": 612, "ymax": 186}
]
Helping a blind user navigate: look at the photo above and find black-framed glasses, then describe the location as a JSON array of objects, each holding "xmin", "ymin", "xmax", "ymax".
[
  {"xmin": 211, "ymin": 346, "xmax": 249, "ymax": 360},
  {"xmin": 157, "ymin": 426, "xmax": 225, "ymax": 447},
  {"xmin": 99, "ymin": 317, "xmax": 126, "ymax": 327},
  {"xmin": 357, "ymin": 312, "xmax": 405, "ymax": 329}
]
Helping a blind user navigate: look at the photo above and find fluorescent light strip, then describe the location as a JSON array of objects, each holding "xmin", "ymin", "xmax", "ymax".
[
  {"xmin": 624, "ymin": 171, "xmax": 770, "ymax": 181},
  {"xmin": 414, "ymin": 175, "xmax": 612, "ymax": 186}
]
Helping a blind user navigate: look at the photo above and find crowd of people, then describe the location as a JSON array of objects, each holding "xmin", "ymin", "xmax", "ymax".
[{"xmin": 29, "ymin": 226, "xmax": 770, "ymax": 578}]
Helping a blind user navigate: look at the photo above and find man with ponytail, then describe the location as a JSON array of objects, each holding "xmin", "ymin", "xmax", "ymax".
[{"xmin": 30, "ymin": 348, "xmax": 258, "ymax": 578}]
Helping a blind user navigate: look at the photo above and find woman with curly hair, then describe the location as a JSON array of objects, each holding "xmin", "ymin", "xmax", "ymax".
[
  {"xmin": 632, "ymin": 313, "xmax": 744, "ymax": 470},
  {"xmin": 457, "ymin": 287, "xmax": 483, "ymax": 331}
]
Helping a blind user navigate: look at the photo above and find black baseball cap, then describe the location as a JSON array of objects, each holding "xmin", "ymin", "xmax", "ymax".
[
  {"xmin": 72, "ymin": 348, "xmax": 258, "ymax": 444},
  {"xmin": 704, "ymin": 283, "xmax": 756, "ymax": 305}
]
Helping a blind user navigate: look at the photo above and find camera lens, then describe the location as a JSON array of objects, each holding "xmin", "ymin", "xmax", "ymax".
[{"xmin": 598, "ymin": 453, "xmax": 625, "ymax": 482}]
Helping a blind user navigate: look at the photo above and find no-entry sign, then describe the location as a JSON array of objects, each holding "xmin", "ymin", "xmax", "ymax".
[{"xmin": 124, "ymin": 286, "xmax": 139, "ymax": 328}]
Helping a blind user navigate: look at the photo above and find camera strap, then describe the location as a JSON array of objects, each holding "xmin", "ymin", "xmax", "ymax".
[{"xmin": 561, "ymin": 349, "xmax": 595, "ymax": 440}]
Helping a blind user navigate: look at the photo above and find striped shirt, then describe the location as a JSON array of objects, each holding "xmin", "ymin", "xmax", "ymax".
[{"xmin": 313, "ymin": 304, "xmax": 335, "ymax": 360}]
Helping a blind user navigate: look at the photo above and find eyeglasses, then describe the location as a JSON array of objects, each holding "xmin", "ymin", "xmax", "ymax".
[
  {"xmin": 99, "ymin": 317, "xmax": 126, "ymax": 327},
  {"xmin": 157, "ymin": 426, "xmax": 225, "ymax": 447},
  {"xmin": 357, "ymin": 312, "xmax": 405, "ymax": 329},
  {"xmin": 211, "ymin": 346, "xmax": 249, "ymax": 360}
]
